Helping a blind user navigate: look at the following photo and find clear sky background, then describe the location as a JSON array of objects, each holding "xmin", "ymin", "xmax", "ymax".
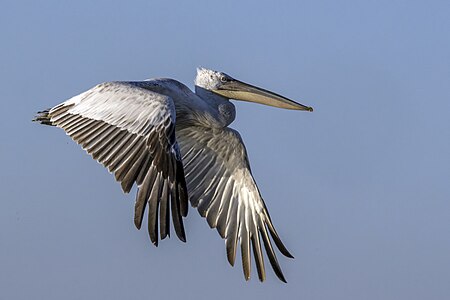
[{"xmin": 1, "ymin": 0, "xmax": 449, "ymax": 299}]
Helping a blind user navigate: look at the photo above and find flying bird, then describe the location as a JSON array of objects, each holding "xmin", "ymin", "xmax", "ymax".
[{"xmin": 34, "ymin": 68, "xmax": 313, "ymax": 282}]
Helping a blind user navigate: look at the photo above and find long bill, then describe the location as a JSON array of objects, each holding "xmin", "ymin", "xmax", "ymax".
[{"xmin": 212, "ymin": 79, "xmax": 313, "ymax": 111}]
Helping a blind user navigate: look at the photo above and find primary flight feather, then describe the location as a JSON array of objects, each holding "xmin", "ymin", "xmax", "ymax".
[{"xmin": 34, "ymin": 68, "xmax": 313, "ymax": 282}]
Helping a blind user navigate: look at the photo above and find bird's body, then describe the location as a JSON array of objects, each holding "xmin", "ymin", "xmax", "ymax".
[{"xmin": 34, "ymin": 68, "xmax": 312, "ymax": 282}]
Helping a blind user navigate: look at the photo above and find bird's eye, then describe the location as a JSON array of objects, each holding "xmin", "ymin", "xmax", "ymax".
[{"xmin": 220, "ymin": 75, "xmax": 228, "ymax": 83}]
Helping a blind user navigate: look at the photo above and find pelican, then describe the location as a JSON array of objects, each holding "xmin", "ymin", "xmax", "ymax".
[{"xmin": 33, "ymin": 68, "xmax": 313, "ymax": 282}]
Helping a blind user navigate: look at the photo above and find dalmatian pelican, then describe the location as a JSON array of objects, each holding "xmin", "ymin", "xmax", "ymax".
[{"xmin": 34, "ymin": 68, "xmax": 313, "ymax": 282}]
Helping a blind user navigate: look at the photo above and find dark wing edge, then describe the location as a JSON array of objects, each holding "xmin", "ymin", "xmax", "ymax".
[
  {"xmin": 35, "ymin": 82, "xmax": 188, "ymax": 246},
  {"xmin": 177, "ymin": 126, "xmax": 294, "ymax": 283}
]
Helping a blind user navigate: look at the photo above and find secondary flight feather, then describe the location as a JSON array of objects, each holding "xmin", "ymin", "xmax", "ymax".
[{"xmin": 34, "ymin": 68, "xmax": 313, "ymax": 282}]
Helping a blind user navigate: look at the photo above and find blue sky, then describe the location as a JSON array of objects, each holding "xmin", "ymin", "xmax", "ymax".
[{"xmin": 1, "ymin": 0, "xmax": 449, "ymax": 299}]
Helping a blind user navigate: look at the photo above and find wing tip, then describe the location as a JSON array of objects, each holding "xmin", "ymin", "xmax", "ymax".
[
  {"xmin": 266, "ymin": 218, "xmax": 294, "ymax": 259},
  {"xmin": 226, "ymin": 247, "xmax": 237, "ymax": 266},
  {"xmin": 33, "ymin": 109, "xmax": 54, "ymax": 126},
  {"xmin": 134, "ymin": 218, "xmax": 142, "ymax": 230},
  {"xmin": 174, "ymin": 225, "xmax": 187, "ymax": 243}
]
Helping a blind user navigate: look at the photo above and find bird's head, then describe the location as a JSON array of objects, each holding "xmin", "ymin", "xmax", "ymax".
[{"xmin": 195, "ymin": 67, "xmax": 313, "ymax": 111}]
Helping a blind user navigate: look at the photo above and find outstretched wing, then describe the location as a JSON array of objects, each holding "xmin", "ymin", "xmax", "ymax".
[
  {"xmin": 39, "ymin": 81, "xmax": 188, "ymax": 245},
  {"xmin": 176, "ymin": 126, "xmax": 293, "ymax": 282}
]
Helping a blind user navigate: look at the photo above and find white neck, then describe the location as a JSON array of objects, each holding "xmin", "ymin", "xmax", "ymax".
[{"xmin": 195, "ymin": 86, "xmax": 236, "ymax": 128}]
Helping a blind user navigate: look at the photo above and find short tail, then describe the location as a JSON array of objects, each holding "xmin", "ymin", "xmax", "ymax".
[{"xmin": 32, "ymin": 109, "xmax": 54, "ymax": 126}]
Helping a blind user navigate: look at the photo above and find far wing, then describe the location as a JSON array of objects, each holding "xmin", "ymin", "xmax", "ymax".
[
  {"xmin": 176, "ymin": 126, "xmax": 293, "ymax": 282},
  {"xmin": 39, "ymin": 81, "xmax": 188, "ymax": 245}
]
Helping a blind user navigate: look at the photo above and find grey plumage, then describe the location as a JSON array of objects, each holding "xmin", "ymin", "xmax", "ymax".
[
  {"xmin": 177, "ymin": 126, "xmax": 293, "ymax": 282},
  {"xmin": 34, "ymin": 68, "xmax": 313, "ymax": 282}
]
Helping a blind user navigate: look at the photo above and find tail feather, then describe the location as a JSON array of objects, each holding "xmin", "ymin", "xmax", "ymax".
[{"xmin": 33, "ymin": 109, "xmax": 54, "ymax": 126}]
